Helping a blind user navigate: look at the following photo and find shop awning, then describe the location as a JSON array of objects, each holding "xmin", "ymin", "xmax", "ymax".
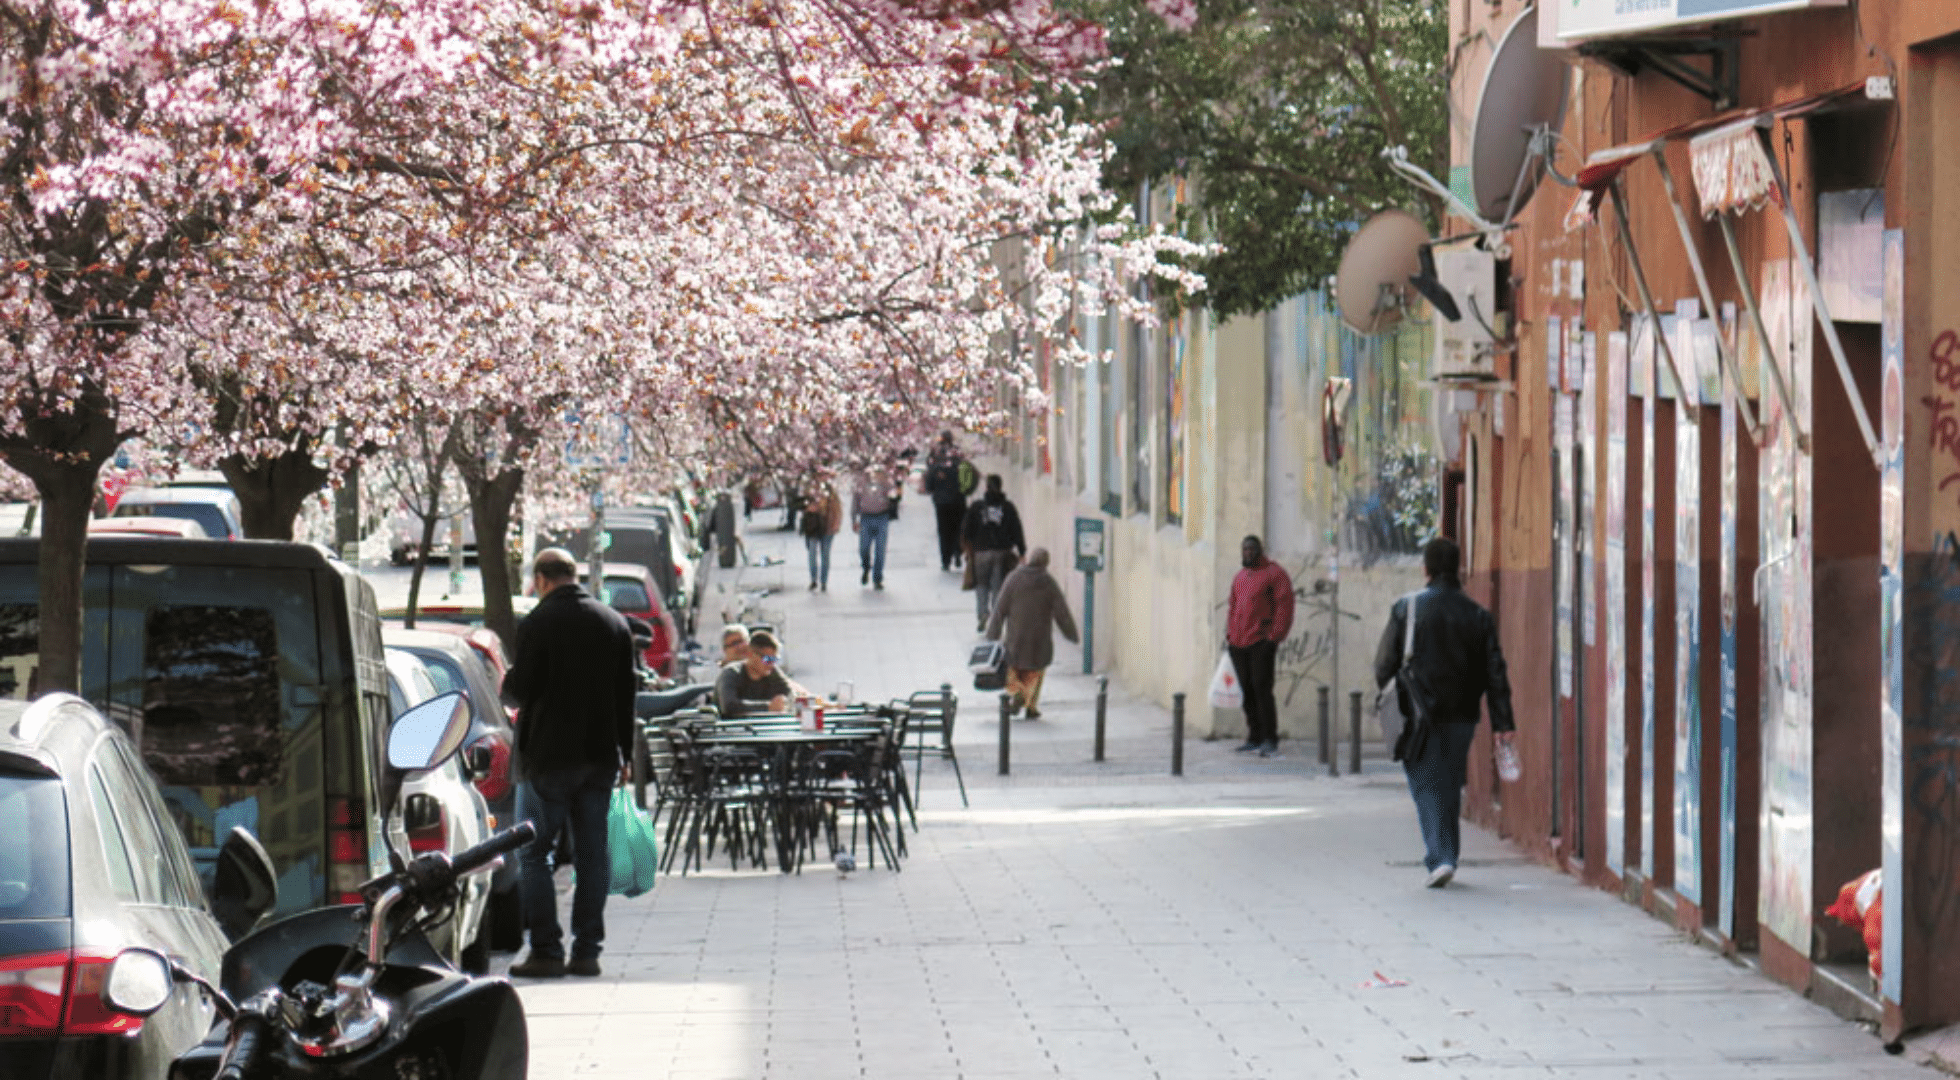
[{"xmin": 1564, "ymin": 81, "xmax": 1885, "ymax": 461}]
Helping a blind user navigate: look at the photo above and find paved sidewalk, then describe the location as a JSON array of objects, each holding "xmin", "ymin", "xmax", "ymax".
[{"xmin": 508, "ymin": 508, "xmax": 1936, "ymax": 1079}]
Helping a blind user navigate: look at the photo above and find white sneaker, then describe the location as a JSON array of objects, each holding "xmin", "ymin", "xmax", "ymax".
[{"xmin": 1426, "ymin": 864, "xmax": 1455, "ymax": 888}]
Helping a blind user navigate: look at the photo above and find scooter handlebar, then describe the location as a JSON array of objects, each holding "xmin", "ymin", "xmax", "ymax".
[
  {"xmin": 213, "ymin": 1009, "xmax": 268, "ymax": 1080},
  {"xmin": 451, "ymin": 822, "xmax": 537, "ymax": 879}
]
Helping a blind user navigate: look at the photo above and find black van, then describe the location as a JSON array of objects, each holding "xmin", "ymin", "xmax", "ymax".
[
  {"xmin": 0, "ymin": 538, "xmax": 396, "ymax": 917},
  {"xmin": 540, "ymin": 516, "xmax": 681, "ymax": 618}
]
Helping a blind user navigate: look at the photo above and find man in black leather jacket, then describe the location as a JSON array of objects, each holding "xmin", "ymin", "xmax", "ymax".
[
  {"xmin": 503, "ymin": 547, "xmax": 637, "ymax": 977},
  {"xmin": 1373, "ymin": 537, "xmax": 1516, "ymax": 889}
]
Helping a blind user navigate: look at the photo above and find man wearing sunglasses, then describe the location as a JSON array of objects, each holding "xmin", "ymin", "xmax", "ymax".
[{"xmin": 715, "ymin": 629, "xmax": 796, "ymax": 717}]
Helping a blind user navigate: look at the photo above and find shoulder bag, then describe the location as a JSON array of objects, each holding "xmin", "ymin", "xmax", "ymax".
[{"xmin": 1373, "ymin": 592, "xmax": 1425, "ymax": 755}]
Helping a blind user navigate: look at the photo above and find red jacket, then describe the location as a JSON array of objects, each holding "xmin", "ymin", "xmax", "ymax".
[{"xmin": 1227, "ymin": 559, "xmax": 1295, "ymax": 649}]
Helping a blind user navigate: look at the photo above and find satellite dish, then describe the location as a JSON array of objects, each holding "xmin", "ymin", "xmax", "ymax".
[
  {"xmin": 1469, "ymin": 5, "xmax": 1570, "ymax": 223},
  {"xmin": 1336, "ymin": 209, "xmax": 1430, "ymax": 335}
]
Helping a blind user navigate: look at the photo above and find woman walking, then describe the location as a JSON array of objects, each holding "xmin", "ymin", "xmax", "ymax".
[
  {"xmin": 983, "ymin": 548, "xmax": 1078, "ymax": 719},
  {"xmin": 801, "ymin": 475, "xmax": 843, "ymax": 591}
]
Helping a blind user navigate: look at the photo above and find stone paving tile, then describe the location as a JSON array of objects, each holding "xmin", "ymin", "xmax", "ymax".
[{"xmin": 506, "ymin": 515, "xmax": 1937, "ymax": 1080}]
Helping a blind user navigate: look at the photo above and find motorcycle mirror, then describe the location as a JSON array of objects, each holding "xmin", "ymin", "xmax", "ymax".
[
  {"xmin": 212, "ymin": 827, "xmax": 278, "ymax": 940},
  {"xmin": 387, "ymin": 691, "xmax": 472, "ymax": 773},
  {"xmin": 102, "ymin": 948, "xmax": 174, "ymax": 1017}
]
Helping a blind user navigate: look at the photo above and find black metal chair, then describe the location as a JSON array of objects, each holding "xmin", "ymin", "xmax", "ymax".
[{"xmin": 903, "ymin": 687, "xmax": 966, "ymax": 808}]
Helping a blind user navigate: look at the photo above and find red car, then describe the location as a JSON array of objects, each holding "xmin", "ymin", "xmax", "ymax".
[{"xmin": 603, "ymin": 564, "xmax": 682, "ymax": 678}]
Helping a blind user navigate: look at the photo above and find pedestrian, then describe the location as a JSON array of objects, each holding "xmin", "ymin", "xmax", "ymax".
[
  {"xmin": 925, "ymin": 432, "xmax": 970, "ymax": 572},
  {"xmin": 1226, "ymin": 535, "xmax": 1295, "ymax": 758},
  {"xmin": 984, "ymin": 548, "xmax": 1078, "ymax": 720},
  {"xmin": 1372, "ymin": 536, "xmax": 1516, "ymax": 889},
  {"xmin": 962, "ymin": 474, "xmax": 1026, "ymax": 632},
  {"xmin": 851, "ymin": 467, "xmax": 897, "ymax": 589},
  {"xmin": 800, "ymin": 474, "xmax": 842, "ymax": 591},
  {"xmin": 502, "ymin": 547, "xmax": 638, "ymax": 978}
]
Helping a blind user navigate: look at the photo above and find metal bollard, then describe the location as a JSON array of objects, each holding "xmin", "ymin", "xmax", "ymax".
[
  {"xmin": 1171, "ymin": 692, "xmax": 1185, "ymax": 776},
  {"xmin": 998, "ymin": 692, "xmax": 1012, "ymax": 776},
  {"xmin": 1317, "ymin": 686, "xmax": 1331, "ymax": 769},
  {"xmin": 1349, "ymin": 691, "xmax": 1363, "ymax": 775},
  {"xmin": 1094, "ymin": 675, "xmax": 1109, "ymax": 763}
]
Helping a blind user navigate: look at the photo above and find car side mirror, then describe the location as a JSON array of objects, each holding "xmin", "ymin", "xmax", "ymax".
[
  {"xmin": 102, "ymin": 948, "xmax": 175, "ymax": 1017},
  {"xmin": 388, "ymin": 691, "xmax": 471, "ymax": 774},
  {"xmin": 212, "ymin": 827, "xmax": 277, "ymax": 940}
]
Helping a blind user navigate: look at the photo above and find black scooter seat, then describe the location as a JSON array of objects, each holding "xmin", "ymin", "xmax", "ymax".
[{"xmin": 636, "ymin": 683, "xmax": 713, "ymax": 720}]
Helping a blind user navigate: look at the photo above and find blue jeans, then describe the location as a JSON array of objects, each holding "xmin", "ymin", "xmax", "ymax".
[
  {"xmin": 1402, "ymin": 722, "xmax": 1478, "ymax": 871},
  {"xmin": 857, "ymin": 513, "xmax": 890, "ymax": 584},
  {"xmin": 806, "ymin": 534, "xmax": 833, "ymax": 587},
  {"xmin": 517, "ymin": 761, "xmax": 615, "ymax": 960}
]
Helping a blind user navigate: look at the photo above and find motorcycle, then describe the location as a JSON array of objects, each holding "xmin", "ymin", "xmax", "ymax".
[{"xmin": 99, "ymin": 692, "xmax": 538, "ymax": 1080}]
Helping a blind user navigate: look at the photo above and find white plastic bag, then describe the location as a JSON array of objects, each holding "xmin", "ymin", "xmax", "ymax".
[{"xmin": 1209, "ymin": 652, "xmax": 1243, "ymax": 709}]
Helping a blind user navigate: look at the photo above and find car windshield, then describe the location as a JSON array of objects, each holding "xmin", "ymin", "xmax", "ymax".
[
  {"xmin": 112, "ymin": 502, "xmax": 229, "ymax": 540},
  {"xmin": 0, "ymin": 772, "xmax": 69, "ymax": 919},
  {"xmin": 605, "ymin": 579, "xmax": 651, "ymax": 611}
]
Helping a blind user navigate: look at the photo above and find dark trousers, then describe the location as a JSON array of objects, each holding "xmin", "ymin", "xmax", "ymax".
[
  {"xmin": 933, "ymin": 501, "xmax": 965, "ymax": 568},
  {"xmin": 1402, "ymin": 722, "xmax": 1478, "ymax": 870},
  {"xmin": 517, "ymin": 761, "xmax": 614, "ymax": 961},
  {"xmin": 1228, "ymin": 640, "xmax": 1279, "ymax": 745}
]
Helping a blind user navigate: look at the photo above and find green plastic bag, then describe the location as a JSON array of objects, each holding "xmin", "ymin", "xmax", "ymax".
[{"xmin": 606, "ymin": 787, "xmax": 659, "ymax": 898}]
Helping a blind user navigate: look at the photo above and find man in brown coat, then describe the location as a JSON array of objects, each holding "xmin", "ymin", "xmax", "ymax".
[{"xmin": 984, "ymin": 548, "xmax": 1079, "ymax": 719}]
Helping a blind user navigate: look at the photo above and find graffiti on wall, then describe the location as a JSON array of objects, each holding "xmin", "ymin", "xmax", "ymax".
[{"xmin": 1879, "ymin": 229, "xmax": 1904, "ymax": 1001}]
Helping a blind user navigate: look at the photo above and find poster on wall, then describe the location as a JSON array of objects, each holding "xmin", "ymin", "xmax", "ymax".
[
  {"xmin": 1583, "ymin": 332, "xmax": 1599, "ymax": 648},
  {"xmin": 1879, "ymin": 229, "xmax": 1905, "ymax": 1000},
  {"xmin": 1758, "ymin": 258, "xmax": 1815, "ymax": 955},
  {"xmin": 1674, "ymin": 305, "xmax": 1703, "ymax": 904},
  {"xmin": 1641, "ymin": 311, "xmax": 1659, "ymax": 878},
  {"xmin": 1606, "ymin": 331, "xmax": 1629, "ymax": 877},
  {"xmin": 1556, "ymin": 394, "xmax": 1575, "ymax": 699},
  {"xmin": 1719, "ymin": 332, "xmax": 1740, "ymax": 940}
]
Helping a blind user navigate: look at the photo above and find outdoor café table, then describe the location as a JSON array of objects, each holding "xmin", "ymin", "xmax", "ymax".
[{"xmin": 691, "ymin": 724, "xmax": 888, "ymax": 872}]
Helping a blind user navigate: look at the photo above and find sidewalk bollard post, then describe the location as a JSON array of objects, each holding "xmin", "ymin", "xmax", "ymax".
[
  {"xmin": 1349, "ymin": 690, "xmax": 1363, "ymax": 775},
  {"xmin": 1171, "ymin": 692, "xmax": 1185, "ymax": 776},
  {"xmin": 998, "ymin": 692, "xmax": 1012, "ymax": 776},
  {"xmin": 1317, "ymin": 686, "xmax": 1331, "ymax": 769},
  {"xmin": 1094, "ymin": 675, "xmax": 1109, "ymax": 762}
]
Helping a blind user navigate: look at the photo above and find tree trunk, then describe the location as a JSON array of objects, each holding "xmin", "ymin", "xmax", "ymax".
[
  {"xmin": 220, "ymin": 447, "xmax": 330, "ymax": 540},
  {"xmin": 460, "ymin": 465, "xmax": 524, "ymax": 652},
  {"xmin": 0, "ymin": 396, "xmax": 122, "ymax": 694}
]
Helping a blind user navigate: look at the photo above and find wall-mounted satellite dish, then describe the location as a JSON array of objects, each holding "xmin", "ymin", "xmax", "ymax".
[
  {"xmin": 1468, "ymin": 5, "xmax": 1570, "ymax": 223},
  {"xmin": 1336, "ymin": 209, "xmax": 1431, "ymax": 335}
]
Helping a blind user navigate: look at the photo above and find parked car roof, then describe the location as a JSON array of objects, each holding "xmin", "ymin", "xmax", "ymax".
[
  {"xmin": 0, "ymin": 536, "xmax": 338, "ymax": 567},
  {"xmin": 87, "ymin": 517, "xmax": 209, "ymax": 539}
]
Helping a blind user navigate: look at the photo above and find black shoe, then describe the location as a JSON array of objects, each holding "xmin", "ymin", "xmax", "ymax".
[
  {"xmin": 1258, "ymin": 741, "xmax": 1281, "ymax": 758},
  {"xmin": 567, "ymin": 956, "xmax": 602, "ymax": 977},
  {"xmin": 809, "ymin": 581, "xmax": 819, "ymax": 591},
  {"xmin": 509, "ymin": 954, "xmax": 566, "ymax": 979},
  {"xmin": 942, "ymin": 562, "xmax": 952, "ymax": 572},
  {"xmin": 874, "ymin": 580, "xmax": 885, "ymax": 590},
  {"xmin": 821, "ymin": 582, "xmax": 828, "ymax": 592},
  {"xmin": 1024, "ymin": 709, "xmax": 1042, "ymax": 720},
  {"xmin": 1233, "ymin": 741, "xmax": 1261, "ymax": 753},
  {"xmin": 861, "ymin": 568, "xmax": 870, "ymax": 585}
]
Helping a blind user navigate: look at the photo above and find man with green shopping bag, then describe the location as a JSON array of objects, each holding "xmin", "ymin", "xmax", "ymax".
[{"xmin": 503, "ymin": 547, "xmax": 638, "ymax": 979}]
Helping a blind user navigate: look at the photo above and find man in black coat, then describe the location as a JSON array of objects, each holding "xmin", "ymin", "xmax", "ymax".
[
  {"xmin": 925, "ymin": 432, "xmax": 969, "ymax": 572},
  {"xmin": 503, "ymin": 547, "xmax": 637, "ymax": 978},
  {"xmin": 1373, "ymin": 537, "xmax": 1516, "ymax": 889}
]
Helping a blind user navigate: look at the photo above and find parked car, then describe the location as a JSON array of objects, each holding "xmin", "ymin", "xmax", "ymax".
[
  {"xmin": 381, "ymin": 648, "xmax": 495, "ymax": 973},
  {"xmin": 540, "ymin": 516, "xmax": 691, "ymax": 635},
  {"xmin": 86, "ymin": 517, "xmax": 208, "ymax": 539},
  {"xmin": 0, "ymin": 693, "xmax": 230, "ymax": 1080},
  {"xmin": 600, "ymin": 564, "xmax": 684, "ymax": 679},
  {"xmin": 381, "ymin": 626, "xmax": 522, "ymax": 952},
  {"xmin": 619, "ymin": 500, "xmax": 702, "ymax": 618},
  {"xmin": 0, "ymin": 537, "xmax": 398, "ymax": 916},
  {"xmin": 106, "ymin": 487, "xmax": 245, "ymax": 541},
  {"xmin": 378, "ymin": 595, "xmax": 536, "ymax": 634}
]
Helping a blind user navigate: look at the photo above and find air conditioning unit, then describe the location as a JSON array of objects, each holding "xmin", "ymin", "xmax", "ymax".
[{"xmin": 1433, "ymin": 248, "xmax": 1498, "ymax": 383}]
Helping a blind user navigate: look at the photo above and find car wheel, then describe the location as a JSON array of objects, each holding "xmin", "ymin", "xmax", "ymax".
[{"xmin": 489, "ymin": 886, "xmax": 525, "ymax": 952}]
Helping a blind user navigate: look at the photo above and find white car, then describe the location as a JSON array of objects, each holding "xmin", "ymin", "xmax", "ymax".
[
  {"xmin": 109, "ymin": 486, "xmax": 245, "ymax": 540},
  {"xmin": 384, "ymin": 647, "xmax": 496, "ymax": 972}
]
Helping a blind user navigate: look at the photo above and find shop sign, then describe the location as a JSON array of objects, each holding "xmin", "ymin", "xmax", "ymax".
[{"xmin": 1548, "ymin": 0, "xmax": 1844, "ymax": 44}]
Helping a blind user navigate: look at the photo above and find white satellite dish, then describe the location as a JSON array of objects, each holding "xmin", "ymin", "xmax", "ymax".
[
  {"xmin": 1336, "ymin": 210, "xmax": 1431, "ymax": 335},
  {"xmin": 1469, "ymin": 5, "xmax": 1570, "ymax": 223}
]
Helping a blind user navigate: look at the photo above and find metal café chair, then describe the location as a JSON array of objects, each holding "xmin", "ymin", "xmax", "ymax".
[{"xmin": 902, "ymin": 687, "xmax": 966, "ymax": 808}]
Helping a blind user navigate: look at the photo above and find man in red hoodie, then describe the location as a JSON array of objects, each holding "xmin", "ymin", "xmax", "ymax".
[{"xmin": 1227, "ymin": 535, "xmax": 1295, "ymax": 757}]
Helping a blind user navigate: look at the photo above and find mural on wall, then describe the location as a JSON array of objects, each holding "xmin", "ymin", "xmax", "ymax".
[
  {"xmin": 1879, "ymin": 229, "xmax": 1904, "ymax": 1001},
  {"xmin": 1640, "ymin": 313, "xmax": 1661, "ymax": 878},
  {"xmin": 1758, "ymin": 258, "xmax": 1815, "ymax": 954},
  {"xmin": 1673, "ymin": 303, "xmax": 1706, "ymax": 903},
  {"xmin": 1606, "ymin": 330, "xmax": 1629, "ymax": 876}
]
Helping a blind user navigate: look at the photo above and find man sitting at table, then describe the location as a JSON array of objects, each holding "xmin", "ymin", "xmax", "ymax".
[
  {"xmin": 719, "ymin": 623, "xmax": 751, "ymax": 666},
  {"xmin": 715, "ymin": 630, "xmax": 795, "ymax": 717}
]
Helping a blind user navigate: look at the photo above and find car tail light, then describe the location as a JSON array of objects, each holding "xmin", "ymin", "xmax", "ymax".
[
  {"xmin": 0, "ymin": 951, "xmax": 143, "ymax": 1038},
  {"xmin": 407, "ymin": 811, "xmax": 448, "ymax": 855},
  {"xmin": 469, "ymin": 734, "xmax": 513, "ymax": 804},
  {"xmin": 327, "ymin": 796, "xmax": 368, "ymax": 906}
]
